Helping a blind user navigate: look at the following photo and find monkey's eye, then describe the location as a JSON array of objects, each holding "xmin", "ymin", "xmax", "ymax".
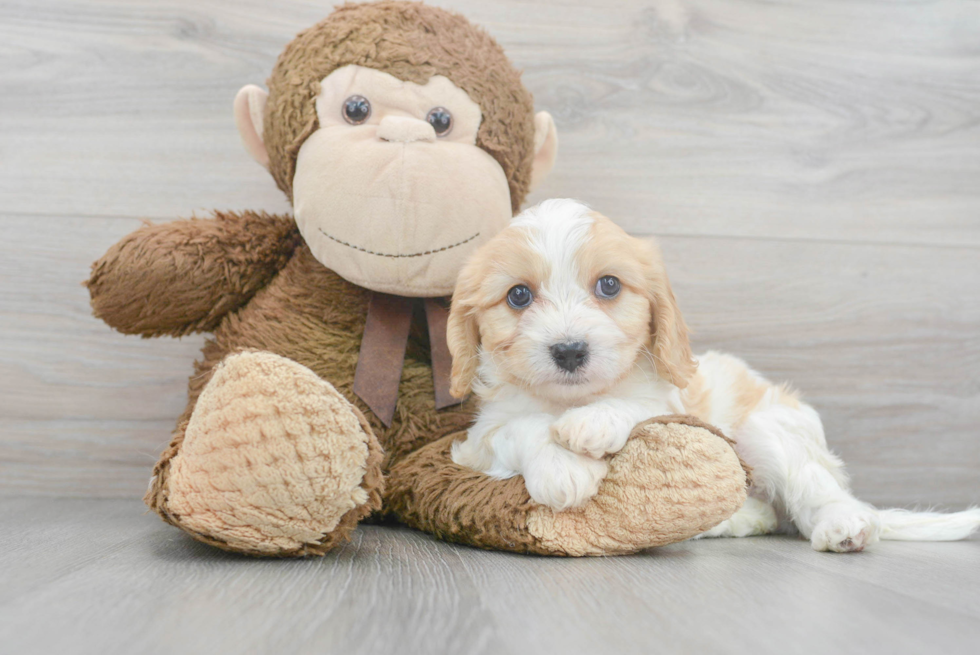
[
  {"xmin": 426, "ymin": 107, "xmax": 453, "ymax": 136},
  {"xmin": 506, "ymin": 284, "xmax": 533, "ymax": 309},
  {"xmin": 595, "ymin": 276, "xmax": 621, "ymax": 299},
  {"xmin": 342, "ymin": 95, "xmax": 371, "ymax": 125}
]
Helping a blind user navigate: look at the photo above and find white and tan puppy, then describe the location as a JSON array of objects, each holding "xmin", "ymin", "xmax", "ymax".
[{"xmin": 447, "ymin": 198, "xmax": 980, "ymax": 552}]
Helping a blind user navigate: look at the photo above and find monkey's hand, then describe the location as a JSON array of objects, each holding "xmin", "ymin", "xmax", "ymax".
[{"xmin": 86, "ymin": 210, "xmax": 299, "ymax": 337}]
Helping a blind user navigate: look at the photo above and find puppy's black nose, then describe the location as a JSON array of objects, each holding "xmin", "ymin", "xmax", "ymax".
[{"xmin": 550, "ymin": 341, "xmax": 589, "ymax": 373}]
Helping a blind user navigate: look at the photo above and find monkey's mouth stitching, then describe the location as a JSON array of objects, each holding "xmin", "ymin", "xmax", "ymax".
[{"xmin": 318, "ymin": 229, "xmax": 480, "ymax": 258}]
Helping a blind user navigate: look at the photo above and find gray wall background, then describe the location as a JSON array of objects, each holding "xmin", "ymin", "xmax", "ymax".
[{"xmin": 1, "ymin": 0, "xmax": 977, "ymax": 507}]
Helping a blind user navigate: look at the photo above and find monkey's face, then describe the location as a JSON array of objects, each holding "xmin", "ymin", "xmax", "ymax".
[
  {"xmin": 285, "ymin": 66, "xmax": 512, "ymax": 296},
  {"xmin": 294, "ymin": 66, "xmax": 514, "ymax": 297},
  {"xmin": 236, "ymin": 63, "xmax": 557, "ymax": 297}
]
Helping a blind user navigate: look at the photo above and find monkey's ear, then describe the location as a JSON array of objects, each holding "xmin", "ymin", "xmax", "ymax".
[
  {"xmin": 528, "ymin": 111, "xmax": 558, "ymax": 193},
  {"xmin": 234, "ymin": 85, "xmax": 270, "ymax": 169}
]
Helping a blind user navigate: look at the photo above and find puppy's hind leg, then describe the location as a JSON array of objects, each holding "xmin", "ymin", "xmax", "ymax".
[
  {"xmin": 734, "ymin": 402, "xmax": 880, "ymax": 553},
  {"xmin": 695, "ymin": 496, "xmax": 779, "ymax": 539}
]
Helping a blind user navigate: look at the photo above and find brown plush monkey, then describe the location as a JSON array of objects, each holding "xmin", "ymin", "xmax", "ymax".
[{"xmin": 87, "ymin": 1, "xmax": 748, "ymax": 557}]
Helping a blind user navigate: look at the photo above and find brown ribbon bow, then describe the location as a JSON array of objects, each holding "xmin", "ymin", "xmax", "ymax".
[{"xmin": 352, "ymin": 292, "xmax": 457, "ymax": 427}]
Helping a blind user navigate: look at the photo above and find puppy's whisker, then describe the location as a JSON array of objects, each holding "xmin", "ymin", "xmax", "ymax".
[{"xmin": 635, "ymin": 354, "xmax": 658, "ymax": 384}]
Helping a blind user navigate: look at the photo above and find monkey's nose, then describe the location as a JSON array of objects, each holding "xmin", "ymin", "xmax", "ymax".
[
  {"xmin": 377, "ymin": 116, "xmax": 436, "ymax": 143},
  {"xmin": 550, "ymin": 341, "xmax": 589, "ymax": 373}
]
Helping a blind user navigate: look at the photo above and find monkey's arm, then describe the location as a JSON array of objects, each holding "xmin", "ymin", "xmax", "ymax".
[{"xmin": 86, "ymin": 210, "xmax": 301, "ymax": 337}]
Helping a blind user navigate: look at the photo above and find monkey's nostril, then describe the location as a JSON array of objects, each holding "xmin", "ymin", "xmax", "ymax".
[
  {"xmin": 376, "ymin": 116, "xmax": 437, "ymax": 143},
  {"xmin": 550, "ymin": 341, "xmax": 589, "ymax": 373}
]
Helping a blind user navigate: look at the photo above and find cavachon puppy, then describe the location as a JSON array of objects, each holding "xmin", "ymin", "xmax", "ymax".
[{"xmin": 446, "ymin": 198, "xmax": 980, "ymax": 552}]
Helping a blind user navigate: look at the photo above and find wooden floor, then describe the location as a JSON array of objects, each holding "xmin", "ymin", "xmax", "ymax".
[{"xmin": 1, "ymin": 496, "xmax": 979, "ymax": 655}]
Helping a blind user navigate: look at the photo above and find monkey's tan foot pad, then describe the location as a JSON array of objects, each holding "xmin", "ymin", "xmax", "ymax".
[
  {"xmin": 158, "ymin": 351, "xmax": 383, "ymax": 557},
  {"xmin": 384, "ymin": 415, "xmax": 748, "ymax": 556}
]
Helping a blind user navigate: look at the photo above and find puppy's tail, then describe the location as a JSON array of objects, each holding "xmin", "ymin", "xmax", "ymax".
[{"xmin": 878, "ymin": 507, "xmax": 980, "ymax": 542}]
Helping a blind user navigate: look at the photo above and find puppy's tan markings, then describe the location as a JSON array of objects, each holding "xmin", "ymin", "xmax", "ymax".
[
  {"xmin": 680, "ymin": 371, "xmax": 713, "ymax": 423},
  {"xmin": 447, "ymin": 227, "xmax": 547, "ymax": 398}
]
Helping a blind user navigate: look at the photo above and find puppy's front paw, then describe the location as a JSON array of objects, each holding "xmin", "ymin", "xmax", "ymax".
[
  {"xmin": 523, "ymin": 445, "xmax": 609, "ymax": 511},
  {"xmin": 810, "ymin": 503, "xmax": 881, "ymax": 553},
  {"xmin": 551, "ymin": 406, "xmax": 632, "ymax": 459}
]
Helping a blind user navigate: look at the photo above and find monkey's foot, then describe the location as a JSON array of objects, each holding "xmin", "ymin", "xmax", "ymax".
[
  {"xmin": 526, "ymin": 415, "xmax": 748, "ymax": 555},
  {"xmin": 152, "ymin": 351, "xmax": 383, "ymax": 556},
  {"xmin": 385, "ymin": 415, "xmax": 748, "ymax": 556}
]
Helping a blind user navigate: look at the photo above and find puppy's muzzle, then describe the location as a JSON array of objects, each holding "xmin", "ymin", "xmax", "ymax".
[{"xmin": 550, "ymin": 341, "xmax": 589, "ymax": 373}]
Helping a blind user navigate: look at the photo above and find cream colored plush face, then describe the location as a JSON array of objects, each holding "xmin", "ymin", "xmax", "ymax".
[{"xmin": 291, "ymin": 65, "xmax": 513, "ymax": 297}]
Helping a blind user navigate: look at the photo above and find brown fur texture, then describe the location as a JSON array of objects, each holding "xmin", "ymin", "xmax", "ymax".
[
  {"xmin": 86, "ymin": 211, "xmax": 301, "ymax": 337},
  {"xmin": 109, "ymin": 222, "xmax": 476, "ymax": 479},
  {"xmin": 263, "ymin": 1, "xmax": 536, "ymax": 212}
]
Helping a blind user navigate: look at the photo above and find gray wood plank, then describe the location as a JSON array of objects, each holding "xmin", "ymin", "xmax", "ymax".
[
  {"xmin": 1, "ymin": 0, "xmax": 978, "ymax": 245},
  {"xmin": 1, "ymin": 497, "xmax": 979, "ymax": 655},
  {"xmin": 749, "ymin": 535, "xmax": 980, "ymax": 617}
]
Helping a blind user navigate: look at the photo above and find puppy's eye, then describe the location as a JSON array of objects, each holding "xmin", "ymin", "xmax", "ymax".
[
  {"xmin": 426, "ymin": 107, "xmax": 453, "ymax": 136},
  {"xmin": 595, "ymin": 275, "xmax": 621, "ymax": 299},
  {"xmin": 506, "ymin": 284, "xmax": 533, "ymax": 309},
  {"xmin": 342, "ymin": 95, "xmax": 371, "ymax": 125}
]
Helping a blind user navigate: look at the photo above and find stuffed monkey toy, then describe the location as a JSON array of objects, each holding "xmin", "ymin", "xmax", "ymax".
[{"xmin": 87, "ymin": 1, "xmax": 749, "ymax": 557}]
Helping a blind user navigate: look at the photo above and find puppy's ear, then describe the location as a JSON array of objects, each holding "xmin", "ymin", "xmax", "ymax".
[
  {"xmin": 447, "ymin": 266, "xmax": 483, "ymax": 399},
  {"xmin": 641, "ymin": 240, "xmax": 697, "ymax": 388}
]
